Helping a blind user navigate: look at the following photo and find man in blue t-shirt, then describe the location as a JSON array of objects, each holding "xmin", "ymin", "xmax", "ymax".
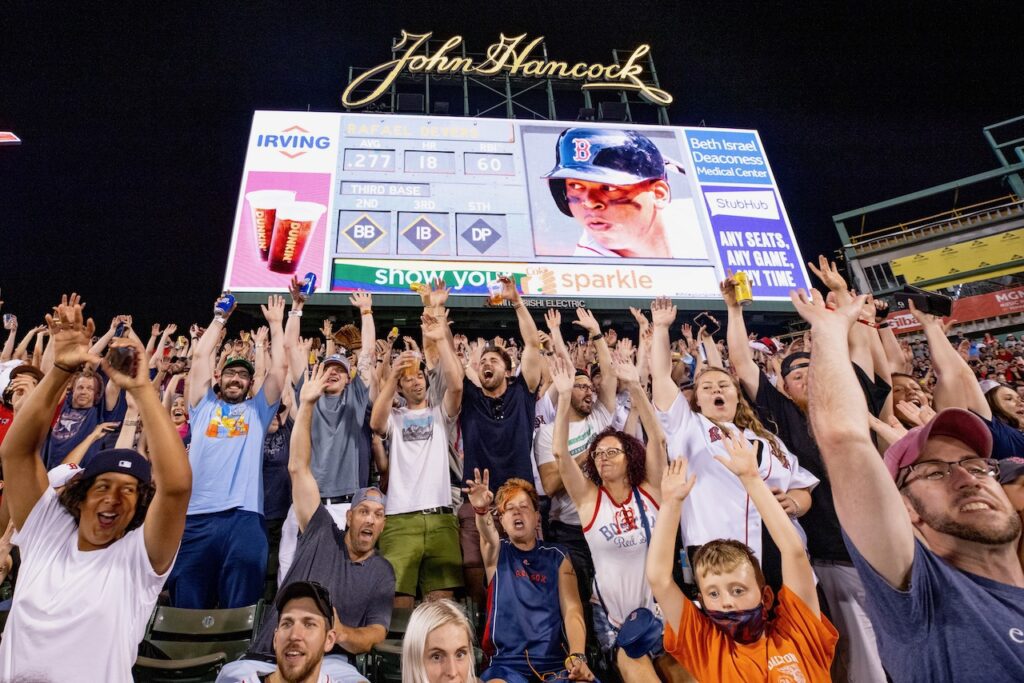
[
  {"xmin": 793, "ymin": 290, "xmax": 1024, "ymax": 682},
  {"xmin": 166, "ymin": 293, "xmax": 287, "ymax": 609}
]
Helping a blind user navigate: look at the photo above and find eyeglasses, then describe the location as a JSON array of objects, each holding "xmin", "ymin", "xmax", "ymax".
[
  {"xmin": 221, "ymin": 368, "xmax": 251, "ymax": 380},
  {"xmin": 898, "ymin": 457, "xmax": 999, "ymax": 488},
  {"xmin": 593, "ymin": 447, "xmax": 624, "ymax": 461},
  {"xmin": 572, "ymin": 383, "xmax": 593, "ymax": 391},
  {"xmin": 525, "ymin": 647, "xmax": 570, "ymax": 681}
]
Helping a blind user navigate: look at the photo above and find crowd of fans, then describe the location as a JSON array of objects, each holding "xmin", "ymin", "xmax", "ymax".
[{"xmin": 1, "ymin": 256, "xmax": 1023, "ymax": 683}]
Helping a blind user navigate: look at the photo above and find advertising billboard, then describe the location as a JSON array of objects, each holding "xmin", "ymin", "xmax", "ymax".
[{"xmin": 223, "ymin": 111, "xmax": 810, "ymax": 304}]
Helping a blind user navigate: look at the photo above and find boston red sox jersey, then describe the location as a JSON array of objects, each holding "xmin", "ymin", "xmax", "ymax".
[
  {"xmin": 582, "ymin": 485, "xmax": 659, "ymax": 627},
  {"xmin": 656, "ymin": 393, "xmax": 818, "ymax": 561}
]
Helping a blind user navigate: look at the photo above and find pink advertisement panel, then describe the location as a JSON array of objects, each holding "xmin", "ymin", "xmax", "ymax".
[{"xmin": 226, "ymin": 170, "xmax": 332, "ymax": 289}]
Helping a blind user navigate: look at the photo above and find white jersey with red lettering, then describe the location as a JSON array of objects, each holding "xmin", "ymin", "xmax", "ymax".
[{"xmin": 582, "ymin": 485, "xmax": 659, "ymax": 627}]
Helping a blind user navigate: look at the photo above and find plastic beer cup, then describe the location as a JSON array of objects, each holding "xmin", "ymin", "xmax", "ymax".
[
  {"xmin": 245, "ymin": 190, "xmax": 296, "ymax": 260},
  {"xmin": 268, "ymin": 201, "xmax": 327, "ymax": 274}
]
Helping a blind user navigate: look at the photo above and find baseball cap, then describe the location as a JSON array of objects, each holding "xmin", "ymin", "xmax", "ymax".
[
  {"xmin": 322, "ymin": 353, "xmax": 351, "ymax": 372},
  {"xmin": 616, "ymin": 607, "xmax": 663, "ymax": 659},
  {"xmin": 350, "ymin": 486, "xmax": 387, "ymax": 510},
  {"xmin": 780, "ymin": 352, "xmax": 811, "ymax": 378},
  {"xmin": 883, "ymin": 408, "xmax": 993, "ymax": 481},
  {"xmin": 9, "ymin": 364, "xmax": 45, "ymax": 384},
  {"xmin": 82, "ymin": 448, "xmax": 152, "ymax": 484},
  {"xmin": 275, "ymin": 580, "xmax": 334, "ymax": 624},
  {"xmin": 47, "ymin": 463, "xmax": 84, "ymax": 488},
  {"xmin": 223, "ymin": 357, "xmax": 255, "ymax": 376}
]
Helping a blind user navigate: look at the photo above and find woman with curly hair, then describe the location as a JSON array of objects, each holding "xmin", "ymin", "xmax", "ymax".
[
  {"xmin": 649, "ymin": 297, "xmax": 818, "ymax": 595},
  {"xmin": 551, "ymin": 357, "xmax": 689, "ymax": 683}
]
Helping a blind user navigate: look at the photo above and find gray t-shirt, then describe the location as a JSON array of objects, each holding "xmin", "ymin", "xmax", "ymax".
[
  {"xmin": 847, "ymin": 533, "xmax": 1024, "ymax": 682},
  {"xmin": 296, "ymin": 374, "xmax": 370, "ymax": 497},
  {"xmin": 247, "ymin": 505, "xmax": 394, "ymax": 661}
]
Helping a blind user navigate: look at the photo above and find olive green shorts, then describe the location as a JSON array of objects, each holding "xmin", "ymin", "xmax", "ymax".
[{"xmin": 378, "ymin": 511, "xmax": 464, "ymax": 596}]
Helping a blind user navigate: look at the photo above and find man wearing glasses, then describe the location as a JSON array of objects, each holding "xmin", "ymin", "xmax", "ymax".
[{"xmin": 792, "ymin": 289, "xmax": 1024, "ymax": 682}]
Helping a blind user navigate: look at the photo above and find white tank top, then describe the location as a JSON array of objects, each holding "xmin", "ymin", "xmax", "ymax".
[{"xmin": 582, "ymin": 485, "xmax": 659, "ymax": 627}]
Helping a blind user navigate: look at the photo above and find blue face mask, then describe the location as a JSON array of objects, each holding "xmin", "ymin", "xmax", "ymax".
[{"xmin": 703, "ymin": 603, "xmax": 768, "ymax": 644}]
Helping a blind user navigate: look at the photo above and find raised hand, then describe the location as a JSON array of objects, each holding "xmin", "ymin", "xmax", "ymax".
[
  {"xmin": 628, "ymin": 306, "xmax": 650, "ymax": 333},
  {"xmin": 612, "ymin": 352, "xmax": 641, "ymax": 386},
  {"xmin": 150, "ymin": 323, "xmax": 161, "ymax": 338},
  {"xmin": 421, "ymin": 311, "xmax": 448, "ymax": 342},
  {"xmin": 572, "ymin": 307, "xmax": 601, "ymax": 337},
  {"xmin": 299, "ymin": 363, "xmax": 331, "ymax": 404},
  {"xmin": 163, "ymin": 323, "xmax": 178, "ymax": 337},
  {"xmin": 650, "ymin": 297, "xmax": 677, "ymax": 328},
  {"xmin": 253, "ymin": 326, "xmax": 269, "ymax": 347},
  {"xmin": 869, "ymin": 414, "xmax": 909, "ymax": 444},
  {"xmin": 349, "ymin": 291, "xmax": 373, "ymax": 313},
  {"xmin": 462, "ymin": 468, "xmax": 494, "ymax": 510},
  {"xmin": 403, "ymin": 336, "xmax": 421, "ymax": 353},
  {"xmin": 807, "ymin": 254, "xmax": 848, "ymax": 293},
  {"xmin": 605, "ymin": 328, "xmax": 618, "ymax": 347},
  {"xmin": 427, "ymin": 277, "xmax": 450, "ymax": 308},
  {"xmin": 497, "ymin": 274, "xmax": 520, "ymax": 303},
  {"xmin": 261, "ymin": 294, "xmax": 286, "ymax": 325},
  {"xmin": 720, "ymin": 276, "xmax": 740, "ymax": 308},
  {"xmin": 714, "ymin": 432, "xmax": 759, "ymax": 480},
  {"xmin": 288, "ymin": 275, "xmax": 305, "ymax": 305},
  {"xmin": 790, "ymin": 288, "xmax": 865, "ymax": 334},
  {"xmin": 549, "ymin": 356, "xmax": 575, "ymax": 396},
  {"xmin": 617, "ymin": 337, "xmax": 635, "ymax": 359},
  {"xmin": 321, "ymin": 319, "xmax": 333, "ymax": 339},
  {"xmin": 390, "ymin": 350, "xmax": 420, "ymax": 380},
  {"xmin": 661, "ymin": 458, "xmax": 697, "ymax": 503},
  {"xmin": 46, "ymin": 294, "xmax": 100, "ymax": 370},
  {"xmin": 544, "ymin": 308, "xmax": 562, "ymax": 332},
  {"xmin": 101, "ymin": 336, "xmax": 151, "ymax": 392}
]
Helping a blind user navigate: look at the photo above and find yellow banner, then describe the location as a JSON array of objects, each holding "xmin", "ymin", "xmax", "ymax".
[{"xmin": 890, "ymin": 229, "xmax": 1024, "ymax": 284}]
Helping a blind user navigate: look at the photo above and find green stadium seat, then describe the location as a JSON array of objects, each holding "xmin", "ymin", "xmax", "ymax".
[{"xmin": 133, "ymin": 602, "xmax": 264, "ymax": 683}]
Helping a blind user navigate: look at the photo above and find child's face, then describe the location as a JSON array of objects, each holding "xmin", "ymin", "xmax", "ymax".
[{"xmin": 697, "ymin": 561, "xmax": 764, "ymax": 613}]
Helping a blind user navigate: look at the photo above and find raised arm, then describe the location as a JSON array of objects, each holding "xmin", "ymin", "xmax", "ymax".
[
  {"xmin": 350, "ymin": 292, "xmax": 378, "ymax": 396},
  {"xmin": 573, "ymin": 308, "xmax": 615, "ymax": 413},
  {"xmin": 615, "ymin": 356, "xmax": 667, "ymax": 496},
  {"xmin": 550, "ymin": 358, "xmax": 598, "ymax": 514},
  {"xmin": 1, "ymin": 314, "xmax": 16, "ymax": 362},
  {"xmin": 793, "ymin": 289, "xmax": 915, "ymax": 589},
  {"xmin": 189, "ymin": 294, "xmax": 234, "ymax": 408},
  {"xmin": 646, "ymin": 458, "xmax": 696, "ymax": 635},
  {"xmin": 257, "ymin": 295, "xmax": 287, "ymax": 405},
  {"xmin": 99, "ymin": 336, "xmax": 192, "ymax": 574},
  {"xmin": 716, "ymin": 432, "xmax": 819, "ymax": 615},
  {"xmin": 284, "ymin": 276, "xmax": 308, "ymax": 386},
  {"xmin": 369, "ymin": 351, "xmax": 417, "ymax": 437},
  {"xmin": 500, "ymin": 276, "xmax": 542, "ymax": 391},
  {"xmin": 650, "ymin": 297, "xmax": 680, "ymax": 411},
  {"xmin": 422, "ymin": 311, "xmax": 463, "ymax": 417},
  {"xmin": 722, "ymin": 277, "xmax": 760, "ymax": 396},
  {"xmin": 464, "ymin": 469, "xmax": 499, "ymax": 580},
  {"xmin": 911, "ymin": 302, "xmax": 987, "ymax": 416},
  {"xmin": 289, "ymin": 364, "xmax": 330, "ymax": 532},
  {"xmin": 0, "ymin": 295, "xmax": 99, "ymax": 528}
]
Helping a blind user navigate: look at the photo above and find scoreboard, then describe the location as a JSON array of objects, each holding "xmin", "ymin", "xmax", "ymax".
[{"xmin": 223, "ymin": 111, "xmax": 810, "ymax": 306}]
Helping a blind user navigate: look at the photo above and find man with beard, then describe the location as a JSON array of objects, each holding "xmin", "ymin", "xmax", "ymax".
[
  {"xmin": 244, "ymin": 581, "xmax": 338, "ymax": 683},
  {"xmin": 278, "ymin": 285, "xmax": 377, "ymax": 583},
  {"xmin": 533, "ymin": 307, "xmax": 615, "ymax": 607},
  {"xmin": 723, "ymin": 269, "xmax": 887, "ymax": 683},
  {"xmin": 370, "ymin": 310, "xmax": 463, "ymax": 609},
  {"xmin": 792, "ymin": 288, "xmax": 1024, "ymax": 682},
  {"xmin": 166, "ymin": 293, "xmax": 287, "ymax": 609},
  {"xmin": 218, "ymin": 364, "xmax": 393, "ymax": 683},
  {"xmin": 457, "ymin": 276, "xmax": 543, "ymax": 608}
]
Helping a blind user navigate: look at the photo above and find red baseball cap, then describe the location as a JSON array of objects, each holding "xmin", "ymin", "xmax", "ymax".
[{"xmin": 883, "ymin": 408, "xmax": 992, "ymax": 481}]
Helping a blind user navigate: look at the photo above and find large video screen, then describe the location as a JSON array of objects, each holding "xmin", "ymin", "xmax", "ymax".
[{"xmin": 223, "ymin": 111, "xmax": 810, "ymax": 302}]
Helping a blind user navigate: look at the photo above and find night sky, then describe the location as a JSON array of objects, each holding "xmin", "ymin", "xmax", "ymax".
[{"xmin": 3, "ymin": 1, "xmax": 1021, "ymax": 334}]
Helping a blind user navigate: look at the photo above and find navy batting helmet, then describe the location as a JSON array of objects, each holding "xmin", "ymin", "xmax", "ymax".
[{"xmin": 542, "ymin": 128, "xmax": 667, "ymax": 216}]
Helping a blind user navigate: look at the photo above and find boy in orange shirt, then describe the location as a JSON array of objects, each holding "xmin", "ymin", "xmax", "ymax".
[{"xmin": 647, "ymin": 432, "xmax": 838, "ymax": 681}]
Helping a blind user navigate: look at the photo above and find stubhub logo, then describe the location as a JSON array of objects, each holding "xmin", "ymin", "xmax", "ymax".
[{"xmin": 256, "ymin": 125, "xmax": 331, "ymax": 159}]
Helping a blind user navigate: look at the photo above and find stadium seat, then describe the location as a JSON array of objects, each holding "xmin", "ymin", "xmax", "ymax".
[{"xmin": 133, "ymin": 602, "xmax": 264, "ymax": 683}]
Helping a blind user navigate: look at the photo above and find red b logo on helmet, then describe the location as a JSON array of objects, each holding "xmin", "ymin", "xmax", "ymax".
[{"xmin": 572, "ymin": 138, "xmax": 592, "ymax": 162}]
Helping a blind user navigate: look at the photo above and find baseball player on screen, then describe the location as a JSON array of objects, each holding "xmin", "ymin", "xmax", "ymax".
[{"xmin": 542, "ymin": 128, "xmax": 701, "ymax": 259}]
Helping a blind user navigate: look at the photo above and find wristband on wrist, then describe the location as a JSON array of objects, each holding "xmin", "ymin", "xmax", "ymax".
[
  {"xmin": 288, "ymin": 310, "xmax": 303, "ymax": 318},
  {"xmin": 589, "ymin": 332, "xmax": 604, "ymax": 341},
  {"xmin": 53, "ymin": 361, "xmax": 80, "ymax": 374},
  {"xmin": 473, "ymin": 505, "xmax": 490, "ymax": 516},
  {"xmin": 213, "ymin": 314, "xmax": 226, "ymax": 325},
  {"xmin": 565, "ymin": 654, "xmax": 587, "ymax": 670},
  {"xmin": 878, "ymin": 322, "xmax": 890, "ymax": 329},
  {"xmin": 361, "ymin": 309, "xmax": 373, "ymax": 316}
]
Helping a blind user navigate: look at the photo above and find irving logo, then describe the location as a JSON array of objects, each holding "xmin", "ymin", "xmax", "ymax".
[{"xmin": 256, "ymin": 125, "xmax": 331, "ymax": 159}]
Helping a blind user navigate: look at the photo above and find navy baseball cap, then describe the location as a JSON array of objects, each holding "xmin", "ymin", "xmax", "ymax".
[
  {"xmin": 83, "ymin": 448, "xmax": 152, "ymax": 484},
  {"xmin": 780, "ymin": 352, "xmax": 811, "ymax": 378},
  {"xmin": 275, "ymin": 580, "xmax": 334, "ymax": 624},
  {"xmin": 616, "ymin": 607, "xmax": 663, "ymax": 658},
  {"xmin": 543, "ymin": 128, "xmax": 668, "ymax": 216}
]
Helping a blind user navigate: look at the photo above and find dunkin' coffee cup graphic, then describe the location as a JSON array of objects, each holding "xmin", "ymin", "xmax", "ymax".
[
  {"xmin": 245, "ymin": 190, "xmax": 296, "ymax": 260},
  {"xmin": 268, "ymin": 201, "xmax": 327, "ymax": 274}
]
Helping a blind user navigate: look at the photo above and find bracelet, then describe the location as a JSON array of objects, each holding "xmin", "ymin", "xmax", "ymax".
[
  {"xmin": 53, "ymin": 361, "xmax": 80, "ymax": 374},
  {"xmin": 788, "ymin": 496, "xmax": 801, "ymax": 517},
  {"xmin": 213, "ymin": 315, "xmax": 226, "ymax": 325},
  {"xmin": 589, "ymin": 332, "xmax": 604, "ymax": 341},
  {"xmin": 565, "ymin": 653, "xmax": 587, "ymax": 670},
  {"xmin": 288, "ymin": 310, "xmax": 303, "ymax": 318},
  {"xmin": 856, "ymin": 318, "xmax": 878, "ymax": 328},
  {"xmin": 878, "ymin": 322, "xmax": 889, "ymax": 329},
  {"xmin": 361, "ymin": 309, "xmax": 373, "ymax": 316},
  {"xmin": 473, "ymin": 505, "xmax": 490, "ymax": 516}
]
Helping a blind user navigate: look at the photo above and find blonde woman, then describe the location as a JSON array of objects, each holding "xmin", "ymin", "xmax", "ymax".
[{"xmin": 402, "ymin": 599, "xmax": 476, "ymax": 683}]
